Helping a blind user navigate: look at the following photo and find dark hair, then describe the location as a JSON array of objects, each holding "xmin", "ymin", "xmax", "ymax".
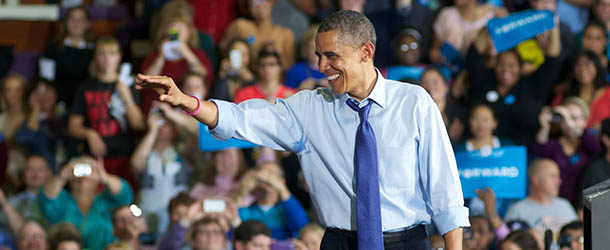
[
  {"xmin": 233, "ymin": 220, "xmax": 271, "ymax": 244},
  {"xmin": 318, "ymin": 10, "xmax": 377, "ymax": 48},
  {"xmin": 602, "ymin": 118, "xmax": 610, "ymax": 137},
  {"xmin": 560, "ymin": 221, "xmax": 583, "ymax": 236},
  {"xmin": 583, "ymin": 19, "xmax": 607, "ymax": 42},
  {"xmin": 506, "ymin": 220, "xmax": 531, "ymax": 231},
  {"xmin": 111, "ymin": 205, "xmax": 130, "ymax": 224},
  {"xmin": 55, "ymin": 6, "xmax": 92, "ymax": 45},
  {"xmin": 565, "ymin": 50, "xmax": 608, "ymax": 98},
  {"xmin": 498, "ymin": 49, "xmax": 524, "ymax": 66},
  {"xmin": 180, "ymin": 71, "xmax": 208, "ymax": 92},
  {"xmin": 469, "ymin": 103, "xmax": 498, "ymax": 121},
  {"xmin": 47, "ymin": 222, "xmax": 81, "ymax": 250},
  {"xmin": 168, "ymin": 192, "xmax": 196, "ymax": 215},
  {"xmin": 421, "ymin": 67, "xmax": 448, "ymax": 84},
  {"xmin": 226, "ymin": 38, "xmax": 253, "ymax": 68},
  {"xmin": 257, "ymin": 49, "xmax": 282, "ymax": 68},
  {"xmin": 470, "ymin": 215, "xmax": 494, "ymax": 233},
  {"xmin": 504, "ymin": 230, "xmax": 540, "ymax": 250},
  {"xmin": 201, "ymin": 148, "xmax": 247, "ymax": 186},
  {"xmin": 190, "ymin": 216, "xmax": 226, "ymax": 240}
]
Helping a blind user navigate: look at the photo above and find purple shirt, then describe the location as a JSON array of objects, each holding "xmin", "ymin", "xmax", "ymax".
[{"xmin": 532, "ymin": 129, "xmax": 602, "ymax": 205}]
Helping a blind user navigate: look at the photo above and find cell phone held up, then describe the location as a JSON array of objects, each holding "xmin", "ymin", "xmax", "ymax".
[
  {"xmin": 73, "ymin": 163, "xmax": 92, "ymax": 177},
  {"xmin": 203, "ymin": 199, "xmax": 226, "ymax": 213}
]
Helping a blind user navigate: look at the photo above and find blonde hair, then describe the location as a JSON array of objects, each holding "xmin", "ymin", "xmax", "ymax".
[
  {"xmin": 563, "ymin": 96, "xmax": 590, "ymax": 120},
  {"xmin": 90, "ymin": 36, "xmax": 121, "ymax": 76},
  {"xmin": 299, "ymin": 223, "xmax": 325, "ymax": 240},
  {"xmin": 154, "ymin": 15, "xmax": 199, "ymax": 49},
  {"xmin": 1, "ymin": 72, "xmax": 28, "ymax": 112},
  {"xmin": 300, "ymin": 24, "xmax": 320, "ymax": 59}
]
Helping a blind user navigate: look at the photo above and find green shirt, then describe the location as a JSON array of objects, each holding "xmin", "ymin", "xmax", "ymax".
[{"xmin": 38, "ymin": 179, "xmax": 133, "ymax": 250}]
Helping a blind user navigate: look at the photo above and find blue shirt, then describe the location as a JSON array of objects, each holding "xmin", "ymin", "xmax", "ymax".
[
  {"xmin": 284, "ymin": 62, "xmax": 326, "ymax": 89},
  {"xmin": 238, "ymin": 196, "xmax": 309, "ymax": 240},
  {"xmin": 210, "ymin": 70, "xmax": 469, "ymax": 235}
]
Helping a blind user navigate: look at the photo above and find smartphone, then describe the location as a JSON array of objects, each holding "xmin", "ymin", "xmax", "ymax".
[
  {"xmin": 229, "ymin": 50, "xmax": 242, "ymax": 70},
  {"xmin": 168, "ymin": 28, "xmax": 179, "ymax": 41},
  {"xmin": 73, "ymin": 163, "xmax": 92, "ymax": 177},
  {"xmin": 129, "ymin": 204, "xmax": 143, "ymax": 217},
  {"xmin": 203, "ymin": 199, "xmax": 226, "ymax": 213}
]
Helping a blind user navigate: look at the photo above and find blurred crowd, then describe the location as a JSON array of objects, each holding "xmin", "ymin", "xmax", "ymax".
[{"xmin": 1, "ymin": 0, "xmax": 610, "ymax": 249}]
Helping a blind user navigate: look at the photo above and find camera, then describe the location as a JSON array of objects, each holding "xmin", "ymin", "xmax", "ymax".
[
  {"xmin": 73, "ymin": 163, "xmax": 92, "ymax": 177},
  {"xmin": 203, "ymin": 199, "xmax": 226, "ymax": 213},
  {"xmin": 129, "ymin": 204, "xmax": 142, "ymax": 217}
]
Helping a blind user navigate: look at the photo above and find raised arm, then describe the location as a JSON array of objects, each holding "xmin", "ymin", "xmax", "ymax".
[{"xmin": 130, "ymin": 114, "xmax": 162, "ymax": 174}]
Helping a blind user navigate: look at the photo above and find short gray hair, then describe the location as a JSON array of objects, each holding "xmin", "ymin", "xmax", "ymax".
[{"xmin": 318, "ymin": 10, "xmax": 376, "ymax": 48}]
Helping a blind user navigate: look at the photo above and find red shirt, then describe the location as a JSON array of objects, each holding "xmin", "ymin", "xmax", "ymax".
[
  {"xmin": 234, "ymin": 84, "xmax": 296, "ymax": 104},
  {"xmin": 188, "ymin": 0, "xmax": 238, "ymax": 43},
  {"xmin": 140, "ymin": 48, "xmax": 214, "ymax": 114}
]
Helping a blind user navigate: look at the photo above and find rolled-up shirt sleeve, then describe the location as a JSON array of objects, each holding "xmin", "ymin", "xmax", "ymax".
[
  {"xmin": 416, "ymin": 91, "xmax": 470, "ymax": 235},
  {"xmin": 209, "ymin": 94, "xmax": 309, "ymax": 152}
]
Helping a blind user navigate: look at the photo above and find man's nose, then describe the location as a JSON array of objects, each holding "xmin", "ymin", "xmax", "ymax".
[{"xmin": 318, "ymin": 57, "xmax": 329, "ymax": 72}]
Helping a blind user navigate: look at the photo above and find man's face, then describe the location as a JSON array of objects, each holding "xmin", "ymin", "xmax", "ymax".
[
  {"xmin": 171, "ymin": 204, "xmax": 189, "ymax": 224},
  {"xmin": 470, "ymin": 218, "xmax": 494, "ymax": 250},
  {"xmin": 315, "ymin": 30, "xmax": 367, "ymax": 96},
  {"xmin": 237, "ymin": 235, "xmax": 272, "ymax": 250},
  {"xmin": 191, "ymin": 223, "xmax": 226, "ymax": 250},
  {"xmin": 536, "ymin": 161, "xmax": 562, "ymax": 197},
  {"xmin": 113, "ymin": 207, "xmax": 135, "ymax": 240},
  {"xmin": 24, "ymin": 156, "xmax": 51, "ymax": 191}
]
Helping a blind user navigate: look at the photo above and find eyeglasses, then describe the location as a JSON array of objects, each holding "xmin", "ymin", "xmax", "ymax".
[{"xmin": 400, "ymin": 42, "xmax": 419, "ymax": 52}]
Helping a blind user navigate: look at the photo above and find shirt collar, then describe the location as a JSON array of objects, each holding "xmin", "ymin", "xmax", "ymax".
[{"xmin": 339, "ymin": 68, "xmax": 386, "ymax": 109}]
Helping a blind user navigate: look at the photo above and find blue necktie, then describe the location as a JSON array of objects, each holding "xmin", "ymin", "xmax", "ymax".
[{"xmin": 346, "ymin": 99, "xmax": 383, "ymax": 250}]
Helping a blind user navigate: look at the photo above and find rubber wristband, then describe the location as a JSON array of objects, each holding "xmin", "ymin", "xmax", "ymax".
[{"xmin": 183, "ymin": 95, "xmax": 201, "ymax": 116}]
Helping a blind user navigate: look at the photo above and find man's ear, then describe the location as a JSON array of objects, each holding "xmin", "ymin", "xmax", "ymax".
[{"xmin": 360, "ymin": 41, "xmax": 375, "ymax": 62}]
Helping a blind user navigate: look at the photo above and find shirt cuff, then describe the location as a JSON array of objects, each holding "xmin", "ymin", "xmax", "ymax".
[
  {"xmin": 432, "ymin": 206, "xmax": 470, "ymax": 235},
  {"xmin": 209, "ymin": 99, "xmax": 237, "ymax": 140}
]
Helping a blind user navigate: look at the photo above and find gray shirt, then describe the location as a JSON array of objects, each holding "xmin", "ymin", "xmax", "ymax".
[{"xmin": 504, "ymin": 197, "xmax": 577, "ymax": 232}]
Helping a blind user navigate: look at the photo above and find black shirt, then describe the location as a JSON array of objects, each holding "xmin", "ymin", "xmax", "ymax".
[{"xmin": 43, "ymin": 40, "xmax": 94, "ymax": 107}]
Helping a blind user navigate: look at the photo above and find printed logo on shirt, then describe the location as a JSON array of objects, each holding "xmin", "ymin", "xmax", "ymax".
[{"xmin": 84, "ymin": 90, "xmax": 122, "ymax": 137}]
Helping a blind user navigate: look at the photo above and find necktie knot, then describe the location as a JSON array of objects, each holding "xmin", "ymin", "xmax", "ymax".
[{"xmin": 346, "ymin": 99, "xmax": 373, "ymax": 122}]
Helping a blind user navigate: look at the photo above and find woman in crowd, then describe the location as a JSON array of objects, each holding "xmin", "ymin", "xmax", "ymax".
[
  {"xmin": 68, "ymin": 36, "xmax": 144, "ymax": 187},
  {"xmin": 580, "ymin": 21, "xmax": 608, "ymax": 69},
  {"xmin": 39, "ymin": 156, "xmax": 133, "ymax": 250},
  {"xmin": 534, "ymin": 97, "xmax": 602, "ymax": 206},
  {"xmin": 41, "ymin": 6, "xmax": 94, "ymax": 107},
  {"xmin": 190, "ymin": 148, "xmax": 248, "ymax": 203},
  {"xmin": 142, "ymin": 15, "xmax": 214, "ymax": 114},
  {"xmin": 130, "ymin": 111, "xmax": 190, "ymax": 235},
  {"xmin": 0, "ymin": 73, "xmax": 30, "ymax": 192},
  {"xmin": 501, "ymin": 230, "xmax": 540, "ymax": 250},
  {"xmin": 234, "ymin": 49, "xmax": 295, "ymax": 103},
  {"xmin": 285, "ymin": 24, "xmax": 327, "ymax": 91},
  {"xmin": 220, "ymin": 0, "xmax": 295, "ymax": 69},
  {"xmin": 552, "ymin": 51, "xmax": 610, "ymax": 129},
  {"xmin": 465, "ymin": 22, "xmax": 562, "ymax": 146},
  {"xmin": 213, "ymin": 39, "xmax": 255, "ymax": 101},
  {"xmin": 454, "ymin": 104, "xmax": 513, "ymax": 152},
  {"xmin": 419, "ymin": 68, "xmax": 467, "ymax": 142}
]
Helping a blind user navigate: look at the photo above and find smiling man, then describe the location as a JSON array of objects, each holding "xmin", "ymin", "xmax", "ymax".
[{"xmin": 136, "ymin": 10, "xmax": 469, "ymax": 250}]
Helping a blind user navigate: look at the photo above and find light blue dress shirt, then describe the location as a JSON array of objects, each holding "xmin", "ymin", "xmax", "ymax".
[{"xmin": 210, "ymin": 71, "xmax": 469, "ymax": 235}]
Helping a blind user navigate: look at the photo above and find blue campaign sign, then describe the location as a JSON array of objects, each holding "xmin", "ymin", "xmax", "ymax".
[
  {"xmin": 455, "ymin": 146, "xmax": 527, "ymax": 199},
  {"xmin": 199, "ymin": 123, "xmax": 258, "ymax": 152},
  {"xmin": 487, "ymin": 10, "xmax": 555, "ymax": 53}
]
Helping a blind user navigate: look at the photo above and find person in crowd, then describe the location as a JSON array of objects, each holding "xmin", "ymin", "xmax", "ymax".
[
  {"xmin": 16, "ymin": 78, "xmax": 69, "ymax": 171},
  {"xmin": 529, "ymin": 0, "xmax": 576, "ymax": 61},
  {"xmin": 187, "ymin": 0, "xmax": 238, "ymax": 43},
  {"xmin": 39, "ymin": 156, "xmax": 133, "ymax": 250},
  {"xmin": 465, "ymin": 20, "xmax": 562, "ymax": 145},
  {"xmin": 580, "ymin": 118, "xmax": 610, "ymax": 194},
  {"xmin": 220, "ymin": 0, "xmax": 296, "ymax": 69},
  {"xmin": 294, "ymin": 223, "xmax": 324, "ymax": 250},
  {"xmin": 40, "ymin": 6, "xmax": 94, "ymax": 107},
  {"xmin": 5, "ymin": 155, "xmax": 52, "ymax": 227},
  {"xmin": 419, "ymin": 68, "xmax": 467, "ymax": 142},
  {"xmin": 104, "ymin": 242, "xmax": 132, "ymax": 250},
  {"xmin": 463, "ymin": 216, "xmax": 495, "ymax": 250},
  {"xmin": 68, "ymin": 36, "xmax": 144, "ymax": 187},
  {"xmin": 0, "ymin": 73, "xmax": 30, "ymax": 192},
  {"xmin": 552, "ymin": 51, "xmax": 610, "ymax": 129},
  {"xmin": 112, "ymin": 206, "xmax": 148, "ymax": 250},
  {"xmin": 16, "ymin": 221, "xmax": 47, "ymax": 250},
  {"xmin": 285, "ymin": 24, "xmax": 327, "ymax": 91},
  {"xmin": 190, "ymin": 148, "xmax": 247, "ymax": 202},
  {"xmin": 152, "ymin": 1, "xmax": 217, "ymax": 69},
  {"xmin": 534, "ymin": 97, "xmax": 602, "ymax": 205},
  {"xmin": 159, "ymin": 193, "xmax": 236, "ymax": 250},
  {"xmin": 558, "ymin": 221, "xmax": 583, "ymax": 250},
  {"xmin": 500, "ymin": 229, "xmax": 540, "ymax": 250},
  {"xmin": 504, "ymin": 159, "xmax": 578, "ymax": 232},
  {"xmin": 455, "ymin": 104, "xmax": 513, "ymax": 152},
  {"xmin": 130, "ymin": 110, "xmax": 190, "ymax": 235},
  {"xmin": 234, "ymin": 49, "xmax": 296, "ymax": 103},
  {"xmin": 237, "ymin": 162, "xmax": 308, "ymax": 240},
  {"xmin": 430, "ymin": 0, "xmax": 506, "ymax": 66},
  {"xmin": 0, "ymin": 187, "xmax": 24, "ymax": 242},
  {"xmin": 142, "ymin": 14, "xmax": 214, "ymax": 114},
  {"xmin": 47, "ymin": 222, "xmax": 81, "ymax": 250},
  {"xmin": 233, "ymin": 220, "xmax": 272, "ymax": 250},
  {"xmin": 580, "ymin": 21, "xmax": 608, "ymax": 68},
  {"xmin": 214, "ymin": 39, "xmax": 256, "ymax": 101},
  {"xmin": 383, "ymin": 27, "xmax": 428, "ymax": 83},
  {"xmin": 593, "ymin": 0, "xmax": 610, "ymax": 33}
]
